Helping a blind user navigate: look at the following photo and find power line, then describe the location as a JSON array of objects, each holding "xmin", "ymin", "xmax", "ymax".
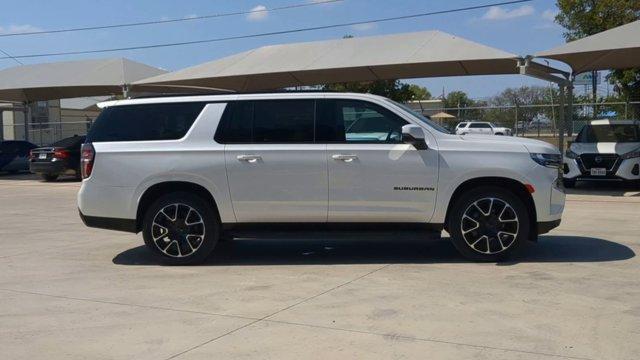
[
  {"xmin": 0, "ymin": 0, "xmax": 533, "ymax": 60},
  {"xmin": 0, "ymin": 48, "xmax": 23, "ymax": 64},
  {"xmin": 0, "ymin": 0, "xmax": 344, "ymax": 38}
]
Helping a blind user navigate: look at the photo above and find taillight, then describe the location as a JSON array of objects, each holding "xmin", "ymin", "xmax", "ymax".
[
  {"xmin": 80, "ymin": 143, "xmax": 95, "ymax": 179},
  {"xmin": 53, "ymin": 148, "xmax": 70, "ymax": 159}
]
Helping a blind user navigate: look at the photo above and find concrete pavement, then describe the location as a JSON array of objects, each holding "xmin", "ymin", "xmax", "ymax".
[{"xmin": 1, "ymin": 173, "xmax": 638, "ymax": 359}]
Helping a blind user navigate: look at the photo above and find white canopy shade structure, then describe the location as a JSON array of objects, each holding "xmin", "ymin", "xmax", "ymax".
[
  {"xmin": 137, "ymin": 30, "xmax": 561, "ymax": 91},
  {"xmin": 536, "ymin": 20, "xmax": 640, "ymax": 74},
  {"xmin": 0, "ymin": 58, "xmax": 168, "ymax": 103}
]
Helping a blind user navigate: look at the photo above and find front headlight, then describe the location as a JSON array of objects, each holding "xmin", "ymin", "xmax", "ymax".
[
  {"xmin": 530, "ymin": 153, "xmax": 561, "ymax": 168},
  {"xmin": 621, "ymin": 148, "xmax": 640, "ymax": 160},
  {"xmin": 565, "ymin": 149, "xmax": 578, "ymax": 159}
]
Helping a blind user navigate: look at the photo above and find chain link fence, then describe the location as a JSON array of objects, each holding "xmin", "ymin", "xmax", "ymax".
[
  {"xmin": 433, "ymin": 101, "xmax": 640, "ymax": 146},
  {"xmin": 2, "ymin": 101, "xmax": 639, "ymax": 147},
  {"xmin": 1, "ymin": 114, "xmax": 94, "ymax": 146}
]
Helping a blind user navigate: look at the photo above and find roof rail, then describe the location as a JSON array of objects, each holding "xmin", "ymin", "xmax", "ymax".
[{"xmin": 129, "ymin": 88, "xmax": 347, "ymax": 99}]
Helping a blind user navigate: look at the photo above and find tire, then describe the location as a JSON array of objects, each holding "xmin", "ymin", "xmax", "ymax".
[
  {"xmin": 447, "ymin": 186, "xmax": 531, "ymax": 262},
  {"xmin": 142, "ymin": 192, "xmax": 219, "ymax": 265},
  {"xmin": 42, "ymin": 174, "xmax": 59, "ymax": 182},
  {"xmin": 563, "ymin": 179, "xmax": 576, "ymax": 188},
  {"xmin": 495, "ymin": 132, "xmax": 504, "ymax": 136}
]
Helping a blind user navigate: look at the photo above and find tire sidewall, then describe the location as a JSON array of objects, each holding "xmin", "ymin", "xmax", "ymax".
[
  {"xmin": 142, "ymin": 192, "xmax": 219, "ymax": 265},
  {"xmin": 448, "ymin": 186, "xmax": 531, "ymax": 262}
]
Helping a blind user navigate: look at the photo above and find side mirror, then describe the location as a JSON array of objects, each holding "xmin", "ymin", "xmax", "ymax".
[{"xmin": 402, "ymin": 124, "xmax": 428, "ymax": 150}]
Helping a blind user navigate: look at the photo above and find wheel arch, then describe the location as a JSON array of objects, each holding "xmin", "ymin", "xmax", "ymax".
[
  {"xmin": 444, "ymin": 177, "xmax": 537, "ymax": 240},
  {"xmin": 135, "ymin": 181, "xmax": 221, "ymax": 232}
]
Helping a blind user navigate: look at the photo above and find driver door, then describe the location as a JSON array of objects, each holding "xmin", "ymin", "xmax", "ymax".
[{"xmin": 320, "ymin": 99, "xmax": 438, "ymax": 223}]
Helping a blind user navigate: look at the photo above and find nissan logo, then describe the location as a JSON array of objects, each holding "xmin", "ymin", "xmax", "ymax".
[{"xmin": 595, "ymin": 156, "xmax": 603, "ymax": 163}]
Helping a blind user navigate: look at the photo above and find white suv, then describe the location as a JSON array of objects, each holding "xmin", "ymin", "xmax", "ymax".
[
  {"xmin": 455, "ymin": 121, "xmax": 512, "ymax": 136},
  {"xmin": 563, "ymin": 119, "xmax": 640, "ymax": 187},
  {"xmin": 78, "ymin": 93, "xmax": 565, "ymax": 264}
]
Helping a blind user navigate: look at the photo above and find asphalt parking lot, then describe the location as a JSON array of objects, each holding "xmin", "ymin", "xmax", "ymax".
[{"xmin": 1, "ymin": 173, "xmax": 639, "ymax": 360}]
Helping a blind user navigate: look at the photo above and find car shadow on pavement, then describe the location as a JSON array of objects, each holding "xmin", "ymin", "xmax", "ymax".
[
  {"xmin": 112, "ymin": 234, "xmax": 635, "ymax": 266},
  {"xmin": 565, "ymin": 181, "xmax": 640, "ymax": 197},
  {"xmin": 0, "ymin": 172, "xmax": 40, "ymax": 181}
]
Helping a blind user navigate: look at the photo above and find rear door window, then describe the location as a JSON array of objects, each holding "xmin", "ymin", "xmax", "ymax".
[
  {"xmin": 86, "ymin": 102, "xmax": 206, "ymax": 142},
  {"xmin": 215, "ymin": 100, "xmax": 315, "ymax": 143},
  {"xmin": 469, "ymin": 123, "xmax": 491, "ymax": 128}
]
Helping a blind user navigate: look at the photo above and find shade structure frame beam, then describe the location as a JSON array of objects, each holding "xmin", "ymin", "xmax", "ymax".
[{"xmin": 517, "ymin": 56, "xmax": 573, "ymax": 181}]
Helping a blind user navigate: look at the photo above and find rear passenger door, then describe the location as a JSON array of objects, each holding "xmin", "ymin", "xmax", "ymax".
[
  {"xmin": 217, "ymin": 100, "xmax": 328, "ymax": 222},
  {"xmin": 468, "ymin": 123, "xmax": 491, "ymax": 135},
  {"xmin": 318, "ymin": 99, "xmax": 437, "ymax": 222}
]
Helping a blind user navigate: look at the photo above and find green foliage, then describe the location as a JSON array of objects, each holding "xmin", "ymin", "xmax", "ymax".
[
  {"xmin": 443, "ymin": 91, "xmax": 473, "ymax": 108},
  {"xmin": 555, "ymin": 0, "xmax": 640, "ymax": 117},
  {"xmin": 322, "ymin": 80, "xmax": 430, "ymax": 102}
]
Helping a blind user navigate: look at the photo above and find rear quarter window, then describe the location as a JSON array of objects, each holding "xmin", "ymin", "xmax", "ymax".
[{"xmin": 86, "ymin": 102, "xmax": 206, "ymax": 142}]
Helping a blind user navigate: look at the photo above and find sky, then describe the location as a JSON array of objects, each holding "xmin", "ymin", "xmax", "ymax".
[{"xmin": 0, "ymin": 0, "xmax": 570, "ymax": 100}]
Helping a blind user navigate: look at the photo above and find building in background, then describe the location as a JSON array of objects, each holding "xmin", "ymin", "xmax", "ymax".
[{"xmin": 0, "ymin": 97, "xmax": 106, "ymax": 145}]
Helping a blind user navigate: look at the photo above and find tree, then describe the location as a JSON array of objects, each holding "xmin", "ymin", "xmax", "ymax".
[
  {"xmin": 444, "ymin": 91, "xmax": 473, "ymax": 108},
  {"xmin": 322, "ymin": 80, "xmax": 430, "ymax": 102},
  {"xmin": 555, "ymin": 0, "xmax": 640, "ymax": 117},
  {"xmin": 407, "ymin": 84, "xmax": 431, "ymax": 100}
]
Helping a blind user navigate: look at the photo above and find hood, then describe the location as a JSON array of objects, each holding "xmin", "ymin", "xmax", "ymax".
[
  {"xmin": 461, "ymin": 135, "xmax": 559, "ymax": 154},
  {"xmin": 570, "ymin": 142, "xmax": 640, "ymax": 155}
]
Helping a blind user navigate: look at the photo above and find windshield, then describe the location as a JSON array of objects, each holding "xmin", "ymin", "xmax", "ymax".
[
  {"xmin": 387, "ymin": 100, "xmax": 452, "ymax": 134},
  {"xmin": 576, "ymin": 124, "xmax": 640, "ymax": 143}
]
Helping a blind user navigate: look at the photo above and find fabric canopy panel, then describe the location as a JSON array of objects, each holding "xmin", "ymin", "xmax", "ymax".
[
  {"xmin": 430, "ymin": 112, "xmax": 456, "ymax": 119},
  {"xmin": 0, "ymin": 58, "xmax": 167, "ymax": 102},
  {"xmin": 536, "ymin": 20, "xmax": 640, "ymax": 74},
  {"xmin": 136, "ymin": 30, "xmax": 524, "ymax": 91}
]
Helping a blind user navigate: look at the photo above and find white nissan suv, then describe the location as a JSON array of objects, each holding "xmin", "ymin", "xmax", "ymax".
[
  {"xmin": 78, "ymin": 92, "xmax": 565, "ymax": 264},
  {"xmin": 563, "ymin": 119, "xmax": 640, "ymax": 187}
]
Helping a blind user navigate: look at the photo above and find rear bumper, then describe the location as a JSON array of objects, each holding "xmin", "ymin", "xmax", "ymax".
[
  {"xmin": 79, "ymin": 210, "xmax": 137, "ymax": 233},
  {"xmin": 29, "ymin": 160, "xmax": 72, "ymax": 175},
  {"xmin": 537, "ymin": 219, "xmax": 561, "ymax": 235}
]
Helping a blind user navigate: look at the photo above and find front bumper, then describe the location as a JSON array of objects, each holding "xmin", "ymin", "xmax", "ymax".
[
  {"xmin": 538, "ymin": 219, "xmax": 561, "ymax": 235},
  {"xmin": 564, "ymin": 157, "xmax": 640, "ymax": 181}
]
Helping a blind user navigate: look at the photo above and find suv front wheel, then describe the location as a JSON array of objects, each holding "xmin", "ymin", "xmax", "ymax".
[
  {"xmin": 447, "ymin": 186, "xmax": 530, "ymax": 261},
  {"xmin": 142, "ymin": 192, "xmax": 219, "ymax": 265}
]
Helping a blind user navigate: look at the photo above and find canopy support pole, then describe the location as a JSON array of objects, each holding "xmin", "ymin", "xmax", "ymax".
[
  {"xmin": 22, "ymin": 101, "xmax": 31, "ymax": 143},
  {"xmin": 122, "ymin": 84, "xmax": 130, "ymax": 98},
  {"xmin": 557, "ymin": 85, "xmax": 566, "ymax": 156},
  {"xmin": 518, "ymin": 57, "xmax": 571, "ymax": 184},
  {"xmin": 566, "ymin": 79, "xmax": 574, "ymax": 137}
]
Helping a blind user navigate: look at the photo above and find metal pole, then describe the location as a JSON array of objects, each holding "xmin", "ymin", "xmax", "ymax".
[
  {"xmin": 122, "ymin": 84, "xmax": 130, "ymax": 98},
  {"xmin": 515, "ymin": 103, "xmax": 518, "ymax": 136},
  {"xmin": 558, "ymin": 85, "xmax": 566, "ymax": 154},
  {"xmin": 24, "ymin": 101, "xmax": 31, "ymax": 143},
  {"xmin": 592, "ymin": 70, "xmax": 597, "ymax": 118},
  {"xmin": 567, "ymin": 82, "xmax": 574, "ymax": 137}
]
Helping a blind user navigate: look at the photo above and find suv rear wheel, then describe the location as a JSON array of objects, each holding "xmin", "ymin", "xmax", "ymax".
[
  {"xmin": 142, "ymin": 192, "xmax": 219, "ymax": 265},
  {"xmin": 447, "ymin": 186, "xmax": 530, "ymax": 261}
]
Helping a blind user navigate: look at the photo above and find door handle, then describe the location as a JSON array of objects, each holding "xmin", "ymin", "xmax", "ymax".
[
  {"xmin": 237, "ymin": 154, "xmax": 262, "ymax": 163},
  {"xmin": 331, "ymin": 154, "xmax": 358, "ymax": 162}
]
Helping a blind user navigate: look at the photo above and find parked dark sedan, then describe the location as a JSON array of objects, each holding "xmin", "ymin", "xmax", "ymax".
[
  {"xmin": 0, "ymin": 140, "xmax": 37, "ymax": 174},
  {"xmin": 29, "ymin": 135, "xmax": 86, "ymax": 181}
]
